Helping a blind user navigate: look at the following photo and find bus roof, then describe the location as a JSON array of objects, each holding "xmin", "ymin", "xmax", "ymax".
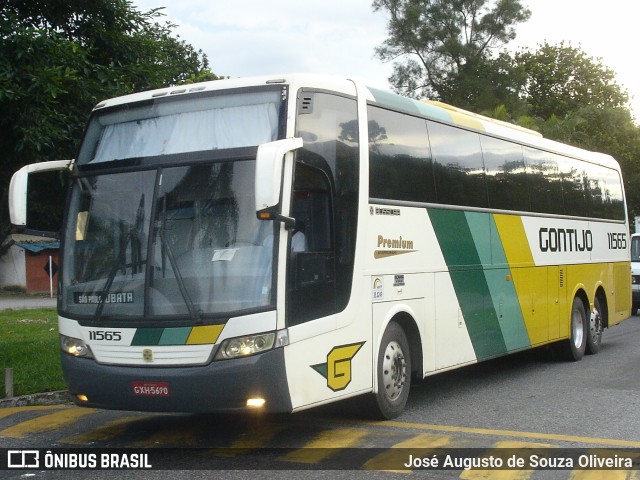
[{"xmin": 92, "ymin": 74, "xmax": 620, "ymax": 171}]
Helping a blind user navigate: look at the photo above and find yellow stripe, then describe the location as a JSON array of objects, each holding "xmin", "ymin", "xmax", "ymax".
[
  {"xmin": 570, "ymin": 470, "xmax": 640, "ymax": 480},
  {"xmin": 449, "ymin": 110, "xmax": 486, "ymax": 130},
  {"xmin": 133, "ymin": 422, "xmax": 202, "ymax": 447},
  {"xmin": 493, "ymin": 214, "xmax": 534, "ymax": 266},
  {"xmin": 280, "ymin": 428, "xmax": 368, "ymax": 464},
  {"xmin": 350, "ymin": 420, "xmax": 640, "ymax": 448},
  {"xmin": 493, "ymin": 214, "xmax": 552, "ymax": 345},
  {"xmin": 460, "ymin": 441, "xmax": 551, "ymax": 480},
  {"xmin": 0, "ymin": 407, "xmax": 95, "ymax": 438},
  {"xmin": 187, "ymin": 324, "xmax": 224, "ymax": 345},
  {"xmin": 211, "ymin": 423, "xmax": 289, "ymax": 457},
  {"xmin": 569, "ymin": 449, "xmax": 640, "ymax": 480},
  {"xmin": 0, "ymin": 405, "xmax": 66, "ymax": 421},
  {"xmin": 61, "ymin": 415, "xmax": 144, "ymax": 445},
  {"xmin": 363, "ymin": 433, "xmax": 454, "ymax": 472}
]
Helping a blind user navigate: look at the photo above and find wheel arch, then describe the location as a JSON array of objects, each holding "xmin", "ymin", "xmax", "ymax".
[
  {"xmin": 384, "ymin": 311, "xmax": 423, "ymax": 379},
  {"xmin": 594, "ymin": 285, "xmax": 609, "ymax": 328},
  {"xmin": 572, "ymin": 286, "xmax": 590, "ymax": 314}
]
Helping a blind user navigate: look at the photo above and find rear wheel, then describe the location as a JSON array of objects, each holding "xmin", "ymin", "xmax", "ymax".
[
  {"xmin": 370, "ymin": 322, "xmax": 411, "ymax": 419},
  {"xmin": 560, "ymin": 296, "xmax": 587, "ymax": 361},
  {"xmin": 586, "ymin": 297, "xmax": 603, "ymax": 355}
]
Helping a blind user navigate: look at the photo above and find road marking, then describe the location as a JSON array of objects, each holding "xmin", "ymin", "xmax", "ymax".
[
  {"xmin": 568, "ymin": 449, "xmax": 640, "ymax": 480},
  {"xmin": 280, "ymin": 427, "xmax": 368, "ymax": 464},
  {"xmin": 209, "ymin": 422, "xmax": 289, "ymax": 457},
  {"xmin": 460, "ymin": 441, "xmax": 551, "ymax": 480},
  {"xmin": 61, "ymin": 415, "xmax": 143, "ymax": 445},
  {"xmin": 351, "ymin": 420, "xmax": 640, "ymax": 448},
  {"xmin": 570, "ymin": 472, "xmax": 640, "ymax": 480},
  {"xmin": 226, "ymin": 422, "xmax": 288, "ymax": 451},
  {"xmin": 0, "ymin": 407, "xmax": 95, "ymax": 438},
  {"xmin": 0, "ymin": 405, "xmax": 66, "ymax": 421},
  {"xmin": 363, "ymin": 432, "xmax": 456, "ymax": 472}
]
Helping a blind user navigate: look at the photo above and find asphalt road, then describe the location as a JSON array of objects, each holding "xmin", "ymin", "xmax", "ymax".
[{"xmin": 1, "ymin": 311, "xmax": 639, "ymax": 479}]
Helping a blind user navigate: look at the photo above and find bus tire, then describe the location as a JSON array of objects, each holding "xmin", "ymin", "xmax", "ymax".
[
  {"xmin": 586, "ymin": 297, "xmax": 603, "ymax": 355},
  {"xmin": 371, "ymin": 322, "xmax": 411, "ymax": 419},
  {"xmin": 561, "ymin": 296, "xmax": 587, "ymax": 361}
]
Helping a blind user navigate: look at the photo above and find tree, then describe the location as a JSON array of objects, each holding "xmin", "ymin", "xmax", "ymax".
[
  {"xmin": 512, "ymin": 42, "xmax": 629, "ymax": 119},
  {"xmin": 502, "ymin": 42, "xmax": 640, "ymax": 218},
  {"xmin": 373, "ymin": 0, "xmax": 530, "ymax": 109},
  {"xmin": 0, "ymin": 0, "xmax": 216, "ymax": 242}
]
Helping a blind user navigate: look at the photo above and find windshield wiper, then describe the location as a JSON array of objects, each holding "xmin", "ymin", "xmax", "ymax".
[
  {"xmin": 157, "ymin": 224, "xmax": 200, "ymax": 321},
  {"xmin": 94, "ymin": 194, "xmax": 146, "ymax": 322},
  {"xmin": 94, "ymin": 231, "xmax": 134, "ymax": 322}
]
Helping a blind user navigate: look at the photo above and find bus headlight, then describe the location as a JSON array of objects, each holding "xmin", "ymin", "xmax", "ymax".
[
  {"xmin": 215, "ymin": 332, "xmax": 276, "ymax": 360},
  {"xmin": 61, "ymin": 335, "xmax": 94, "ymax": 359}
]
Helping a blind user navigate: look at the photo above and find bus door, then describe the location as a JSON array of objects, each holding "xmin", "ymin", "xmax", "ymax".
[{"xmin": 282, "ymin": 161, "xmax": 369, "ymax": 410}]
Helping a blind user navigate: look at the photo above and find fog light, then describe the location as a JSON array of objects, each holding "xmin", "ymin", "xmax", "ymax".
[
  {"xmin": 247, "ymin": 398, "xmax": 266, "ymax": 408},
  {"xmin": 76, "ymin": 394, "xmax": 89, "ymax": 403}
]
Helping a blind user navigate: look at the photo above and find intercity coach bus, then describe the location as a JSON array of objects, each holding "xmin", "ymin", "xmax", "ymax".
[{"xmin": 9, "ymin": 74, "xmax": 631, "ymax": 419}]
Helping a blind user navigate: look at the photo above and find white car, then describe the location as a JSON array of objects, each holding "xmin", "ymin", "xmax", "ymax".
[{"xmin": 632, "ymin": 233, "xmax": 640, "ymax": 315}]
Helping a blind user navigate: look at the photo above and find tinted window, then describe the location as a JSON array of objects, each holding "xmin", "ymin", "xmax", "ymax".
[
  {"xmin": 429, "ymin": 121, "xmax": 487, "ymax": 207},
  {"xmin": 585, "ymin": 163, "xmax": 626, "ymax": 220},
  {"xmin": 481, "ymin": 137, "xmax": 529, "ymax": 211},
  {"xmin": 293, "ymin": 92, "xmax": 359, "ymax": 323},
  {"xmin": 524, "ymin": 147, "xmax": 563, "ymax": 215},
  {"xmin": 557, "ymin": 155, "xmax": 587, "ymax": 217},
  {"xmin": 368, "ymin": 106, "xmax": 435, "ymax": 202}
]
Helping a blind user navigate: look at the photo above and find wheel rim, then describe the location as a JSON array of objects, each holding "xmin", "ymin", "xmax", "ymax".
[
  {"xmin": 590, "ymin": 307, "xmax": 602, "ymax": 341},
  {"xmin": 381, "ymin": 340, "xmax": 406, "ymax": 402},
  {"xmin": 572, "ymin": 305, "xmax": 585, "ymax": 348}
]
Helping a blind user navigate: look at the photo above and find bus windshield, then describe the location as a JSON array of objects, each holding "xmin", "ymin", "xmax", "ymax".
[
  {"xmin": 632, "ymin": 235, "xmax": 640, "ymax": 263},
  {"xmin": 77, "ymin": 89, "xmax": 281, "ymax": 164},
  {"xmin": 61, "ymin": 160, "xmax": 276, "ymax": 320}
]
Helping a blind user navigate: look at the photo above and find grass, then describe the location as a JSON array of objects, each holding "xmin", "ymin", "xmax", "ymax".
[{"xmin": 0, "ymin": 308, "xmax": 65, "ymax": 398}]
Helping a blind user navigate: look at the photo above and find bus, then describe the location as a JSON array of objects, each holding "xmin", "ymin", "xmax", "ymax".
[{"xmin": 9, "ymin": 74, "xmax": 631, "ymax": 419}]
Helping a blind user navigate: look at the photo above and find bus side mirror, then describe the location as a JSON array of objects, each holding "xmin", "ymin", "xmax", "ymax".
[
  {"xmin": 255, "ymin": 137, "xmax": 303, "ymax": 225},
  {"xmin": 9, "ymin": 160, "xmax": 73, "ymax": 236}
]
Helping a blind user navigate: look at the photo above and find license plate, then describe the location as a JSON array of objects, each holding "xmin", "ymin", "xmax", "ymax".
[{"xmin": 131, "ymin": 381, "xmax": 170, "ymax": 397}]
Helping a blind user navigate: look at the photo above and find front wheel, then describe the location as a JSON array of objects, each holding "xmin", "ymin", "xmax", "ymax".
[{"xmin": 370, "ymin": 322, "xmax": 411, "ymax": 419}]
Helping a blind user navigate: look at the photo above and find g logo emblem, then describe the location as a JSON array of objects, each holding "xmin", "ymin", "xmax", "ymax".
[{"xmin": 311, "ymin": 342, "xmax": 365, "ymax": 392}]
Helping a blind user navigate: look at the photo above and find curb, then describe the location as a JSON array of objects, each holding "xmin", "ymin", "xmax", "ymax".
[{"xmin": 0, "ymin": 390, "xmax": 73, "ymax": 409}]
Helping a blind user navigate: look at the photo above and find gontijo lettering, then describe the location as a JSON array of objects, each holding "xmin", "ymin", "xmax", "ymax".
[{"xmin": 539, "ymin": 227, "xmax": 593, "ymax": 252}]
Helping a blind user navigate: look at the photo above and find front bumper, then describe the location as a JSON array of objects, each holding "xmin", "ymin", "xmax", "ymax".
[{"xmin": 61, "ymin": 348, "xmax": 292, "ymax": 413}]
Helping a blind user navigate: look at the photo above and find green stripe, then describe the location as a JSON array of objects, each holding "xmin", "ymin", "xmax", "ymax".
[
  {"xmin": 466, "ymin": 213, "xmax": 531, "ymax": 351},
  {"xmin": 159, "ymin": 327, "xmax": 192, "ymax": 345},
  {"xmin": 131, "ymin": 328, "xmax": 164, "ymax": 346},
  {"xmin": 428, "ymin": 209, "xmax": 507, "ymax": 359}
]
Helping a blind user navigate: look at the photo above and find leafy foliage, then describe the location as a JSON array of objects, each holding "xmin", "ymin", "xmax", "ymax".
[
  {"xmin": 0, "ymin": 0, "xmax": 216, "ymax": 240},
  {"xmin": 374, "ymin": 0, "xmax": 640, "ymax": 220},
  {"xmin": 373, "ymin": 0, "xmax": 531, "ymax": 108},
  {"xmin": 512, "ymin": 42, "xmax": 629, "ymax": 119}
]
